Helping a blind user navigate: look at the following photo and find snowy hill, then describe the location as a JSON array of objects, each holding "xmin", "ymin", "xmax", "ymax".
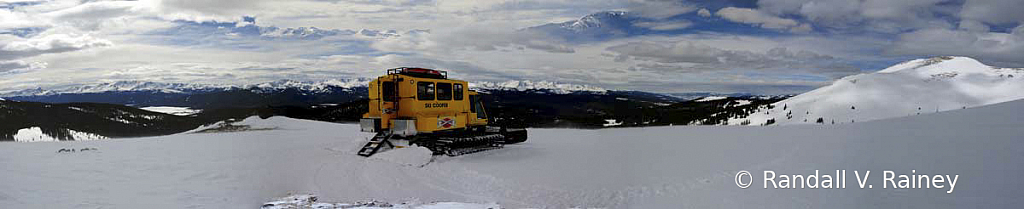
[
  {"xmin": 731, "ymin": 56, "xmax": 1024, "ymax": 125},
  {"xmin": 3, "ymin": 99, "xmax": 1023, "ymax": 208}
]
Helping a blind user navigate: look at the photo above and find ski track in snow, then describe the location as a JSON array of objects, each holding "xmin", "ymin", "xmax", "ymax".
[{"xmin": 2, "ymin": 99, "xmax": 1024, "ymax": 208}]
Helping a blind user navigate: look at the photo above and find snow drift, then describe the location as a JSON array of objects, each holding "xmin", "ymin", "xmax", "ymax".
[{"xmin": 733, "ymin": 56, "xmax": 1024, "ymax": 125}]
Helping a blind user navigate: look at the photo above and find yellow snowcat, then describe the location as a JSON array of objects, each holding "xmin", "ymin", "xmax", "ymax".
[{"xmin": 358, "ymin": 67, "xmax": 527, "ymax": 157}]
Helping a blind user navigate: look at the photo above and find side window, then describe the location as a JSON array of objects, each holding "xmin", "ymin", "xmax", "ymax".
[
  {"xmin": 474, "ymin": 96, "xmax": 487, "ymax": 119},
  {"xmin": 469, "ymin": 95, "xmax": 477, "ymax": 113},
  {"xmin": 436, "ymin": 83, "xmax": 452, "ymax": 100},
  {"xmin": 381, "ymin": 81, "xmax": 396, "ymax": 102},
  {"xmin": 453, "ymin": 84, "xmax": 463, "ymax": 100},
  {"xmin": 417, "ymin": 82, "xmax": 434, "ymax": 100}
]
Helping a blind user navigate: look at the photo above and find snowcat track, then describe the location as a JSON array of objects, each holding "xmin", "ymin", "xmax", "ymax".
[{"xmin": 422, "ymin": 134, "xmax": 506, "ymax": 156}]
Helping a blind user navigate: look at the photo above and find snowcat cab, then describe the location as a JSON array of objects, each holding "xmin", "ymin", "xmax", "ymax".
[{"xmin": 358, "ymin": 67, "xmax": 527, "ymax": 157}]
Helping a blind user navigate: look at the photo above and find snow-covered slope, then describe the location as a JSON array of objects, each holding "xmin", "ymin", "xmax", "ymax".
[
  {"xmin": 3, "ymin": 99, "xmax": 1023, "ymax": 208},
  {"xmin": 732, "ymin": 56, "xmax": 1024, "ymax": 125}
]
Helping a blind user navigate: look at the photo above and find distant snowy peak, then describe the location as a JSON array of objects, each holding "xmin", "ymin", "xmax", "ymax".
[
  {"xmin": 731, "ymin": 56, "xmax": 1024, "ymax": 126},
  {"xmin": 1, "ymin": 79, "xmax": 374, "ymax": 97},
  {"xmin": 1, "ymin": 81, "xmax": 234, "ymax": 96},
  {"xmin": 261, "ymin": 26, "xmax": 356, "ymax": 39},
  {"xmin": 2, "ymin": 78, "xmax": 608, "ymax": 96},
  {"xmin": 244, "ymin": 78, "xmax": 372, "ymax": 93},
  {"xmin": 563, "ymin": 11, "xmax": 629, "ymax": 32},
  {"xmin": 470, "ymin": 80, "xmax": 607, "ymax": 94},
  {"xmin": 523, "ymin": 11, "xmax": 640, "ymax": 42}
]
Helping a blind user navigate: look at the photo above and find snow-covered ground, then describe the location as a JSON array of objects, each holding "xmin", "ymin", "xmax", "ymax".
[
  {"xmin": 140, "ymin": 106, "xmax": 202, "ymax": 116},
  {"xmin": 2, "ymin": 99, "xmax": 1023, "ymax": 208},
  {"xmin": 732, "ymin": 56, "xmax": 1024, "ymax": 125}
]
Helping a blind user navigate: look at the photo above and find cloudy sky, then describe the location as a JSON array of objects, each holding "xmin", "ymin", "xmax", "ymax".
[{"xmin": 1, "ymin": 0, "xmax": 1021, "ymax": 94}]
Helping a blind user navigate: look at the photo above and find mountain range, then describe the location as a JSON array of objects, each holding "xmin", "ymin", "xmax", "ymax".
[
  {"xmin": 0, "ymin": 76, "xmax": 781, "ymax": 141},
  {"xmin": 7, "ymin": 56, "xmax": 1018, "ymax": 141},
  {"xmin": 0, "ymin": 78, "xmax": 638, "ymax": 109}
]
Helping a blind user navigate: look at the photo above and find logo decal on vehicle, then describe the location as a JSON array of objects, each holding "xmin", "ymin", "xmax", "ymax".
[{"xmin": 438, "ymin": 117, "xmax": 456, "ymax": 129}]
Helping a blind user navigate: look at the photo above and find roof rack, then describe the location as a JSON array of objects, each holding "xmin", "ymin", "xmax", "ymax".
[{"xmin": 387, "ymin": 67, "xmax": 447, "ymax": 79}]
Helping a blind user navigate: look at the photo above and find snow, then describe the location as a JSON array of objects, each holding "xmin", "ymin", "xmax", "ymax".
[
  {"xmin": 107, "ymin": 117, "xmax": 134, "ymax": 124},
  {"xmin": 732, "ymin": 56, "xmax": 1024, "ymax": 125},
  {"xmin": 67, "ymin": 129, "xmax": 107, "ymax": 141},
  {"xmin": 140, "ymin": 106, "xmax": 202, "ymax": 116},
  {"xmin": 369, "ymin": 146, "xmax": 434, "ymax": 167},
  {"xmin": 13, "ymin": 127, "xmax": 107, "ymax": 142},
  {"xmin": 2, "ymin": 100, "xmax": 1024, "ymax": 208},
  {"xmin": 470, "ymin": 80, "xmax": 606, "ymax": 94},
  {"xmin": 261, "ymin": 194, "xmax": 499, "ymax": 209},
  {"xmin": 603, "ymin": 119, "xmax": 623, "ymax": 127},
  {"xmin": 564, "ymin": 11, "xmax": 627, "ymax": 32},
  {"xmin": 695, "ymin": 96, "xmax": 727, "ymax": 102},
  {"xmin": 733, "ymin": 100, "xmax": 751, "ymax": 106},
  {"xmin": 0, "ymin": 81, "xmax": 236, "ymax": 96},
  {"xmin": 12, "ymin": 127, "xmax": 55, "ymax": 142},
  {"xmin": 0, "ymin": 79, "xmax": 372, "ymax": 97}
]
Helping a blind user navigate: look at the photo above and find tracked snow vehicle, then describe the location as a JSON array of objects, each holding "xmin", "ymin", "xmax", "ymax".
[{"xmin": 358, "ymin": 67, "xmax": 527, "ymax": 157}]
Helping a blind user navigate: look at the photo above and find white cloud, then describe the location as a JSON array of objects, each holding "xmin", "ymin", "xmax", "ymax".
[
  {"xmin": 960, "ymin": 0, "xmax": 1024, "ymax": 25},
  {"xmin": 0, "ymin": 33, "xmax": 112, "ymax": 60},
  {"xmin": 0, "ymin": 60, "xmax": 32, "ymax": 72},
  {"xmin": 603, "ymin": 36, "xmax": 857, "ymax": 80},
  {"xmin": 888, "ymin": 28, "xmax": 1024, "ymax": 67},
  {"xmin": 0, "ymin": 8, "xmax": 49, "ymax": 30},
  {"xmin": 958, "ymin": 20, "xmax": 990, "ymax": 32},
  {"xmin": 624, "ymin": 0, "xmax": 696, "ymax": 19},
  {"xmin": 634, "ymin": 20, "xmax": 693, "ymax": 31},
  {"xmin": 607, "ymin": 41, "xmax": 724, "ymax": 64},
  {"xmin": 0, "ymin": 0, "xmax": 1019, "ymax": 95},
  {"xmin": 756, "ymin": 0, "xmax": 957, "ymax": 33},
  {"xmin": 715, "ymin": 7, "xmax": 802, "ymax": 30},
  {"xmin": 372, "ymin": 27, "xmax": 575, "ymax": 54},
  {"xmin": 2, "ymin": 33, "xmax": 111, "ymax": 51},
  {"xmin": 697, "ymin": 8, "xmax": 711, "ymax": 17}
]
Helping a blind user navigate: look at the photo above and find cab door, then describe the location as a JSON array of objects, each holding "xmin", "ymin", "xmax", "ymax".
[{"xmin": 467, "ymin": 93, "xmax": 489, "ymax": 127}]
